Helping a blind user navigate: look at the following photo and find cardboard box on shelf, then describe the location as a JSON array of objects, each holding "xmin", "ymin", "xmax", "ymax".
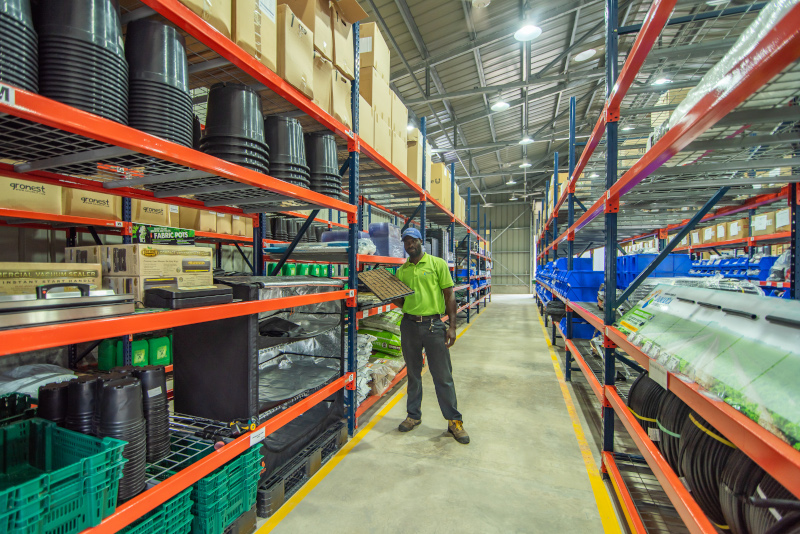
[
  {"xmin": 104, "ymin": 275, "xmax": 180, "ymax": 308},
  {"xmin": 330, "ymin": 4, "xmax": 354, "ymax": 79},
  {"xmin": 374, "ymin": 116, "xmax": 392, "ymax": 161},
  {"xmin": 359, "ymin": 22, "xmax": 390, "ymax": 82},
  {"xmin": 429, "ymin": 163, "xmax": 451, "ymax": 205},
  {"xmin": 0, "ymin": 262, "xmax": 102, "ymax": 295},
  {"xmin": 776, "ymin": 208, "xmax": 790, "ymax": 232},
  {"xmin": 751, "ymin": 211, "xmax": 776, "ymax": 237},
  {"xmin": 391, "ymin": 131, "xmax": 407, "ymax": 176},
  {"xmin": 65, "ymin": 246, "xmax": 103, "ymax": 264},
  {"xmin": 180, "ymin": 207, "xmax": 217, "ymax": 233},
  {"xmin": 358, "ymin": 96, "xmax": 374, "ymax": 146},
  {"xmin": 331, "ymin": 69, "xmax": 352, "ymax": 128},
  {"xmin": 167, "ymin": 205, "xmax": 181, "ymax": 227},
  {"xmin": 702, "ymin": 226, "xmax": 715, "ymax": 243},
  {"xmin": 690, "ymin": 230, "xmax": 702, "ymax": 246},
  {"xmin": 312, "ymin": 51, "xmax": 333, "ymax": 113},
  {"xmin": 246, "ymin": 220, "xmax": 254, "ymax": 238},
  {"xmin": 390, "ymin": 91, "xmax": 407, "ymax": 134},
  {"xmin": 62, "ymin": 189, "xmax": 121, "ymax": 220},
  {"xmin": 407, "ymin": 129, "xmax": 423, "ymax": 186},
  {"xmin": 132, "ymin": 199, "xmax": 170, "ymax": 226},
  {"xmin": 180, "ymin": 0, "xmax": 232, "ymax": 38},
  {"xmin": 232, "ymin": 0, "xmax": 278, "ymax": 72},
  {"xmin": 100, "ymin": 244, "xmax": 214, "ymax": 282},
  {"xmin": 216, "ymin": 212, "xmax": 233, "ymax": 234},
  {"xmin": 727, "ymin": 218, "xmax": 748, "ymax": 240},
  {"xmin": 278, "ymin": 0, "xmax": 333, "ymax": 60},
  {"xmin": 277, "ymin": 4, "xmax": 314, "ymax": 99},
  {"xmin": 716, "ymin": 223, "xmax": 726, "ymax": 241},
  {"xmin": 358, "ymin": 67, "xmax": 391, "ymax": 123},
  {"xmin": 0, "ymin": 176, "xmax": 62, "ymax": 215},
  {"xmin": 232, "ymin": 215, "xmax": 248, "ymax": 236}
]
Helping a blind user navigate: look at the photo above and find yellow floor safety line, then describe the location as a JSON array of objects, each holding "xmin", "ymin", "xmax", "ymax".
[
  {"xmin": 258, "ymin": 310, "xmax": 485, "ymax": 532},
  {"xmin": 537, "ymin": 313, "xmax": 623, "ymax": 534}
]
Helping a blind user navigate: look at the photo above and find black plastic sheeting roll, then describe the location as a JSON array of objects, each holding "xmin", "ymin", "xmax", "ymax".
[{"xmin": 258, "ymin": 354, "xmax": 339, "ymax": 412}]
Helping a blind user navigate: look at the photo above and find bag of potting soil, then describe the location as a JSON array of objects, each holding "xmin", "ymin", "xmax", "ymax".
[
  {"xmin": 359, "ymin": 308, "xmax": 404, "ymax": 336},
  {"xmin": 359, "ymin": 328, "xmax": 403, "ymax": 357}
]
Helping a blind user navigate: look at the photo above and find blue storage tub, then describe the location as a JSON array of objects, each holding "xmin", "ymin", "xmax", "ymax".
[
  {"xmin": 559, "ymin": 317, "xmax": 597, "ymax": 339},
  {"xmin": 368, "ymin": 222, "xmax": 401, "ymax": 238}
]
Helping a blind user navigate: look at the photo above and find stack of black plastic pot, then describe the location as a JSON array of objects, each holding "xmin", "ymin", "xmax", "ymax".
[
  {"xmin": 92, "ymin": 372, "xmax": 127, "ymax": 434},
  {"xmin": 34, "ymin": 0, "xmax": 128, "ymax": 124},
  {"xmin": 305, "ymin": 132, "xmax": 342, "ymax": 197},
  {"xmin": 0, "ymin": 0, "xmax": 38, "ymax": 93},
  {"xmin": 126, "ymin": 19, "xmax": 193, "ymax": 147},
  {"xmin": 133, "ymin": 366, "xmax": 170, "ymax": 462},
  {"xmin": 37, "ymin": 381, "xmax": 69, "ymax": 426},
  {"xmin": 272, "ymin": 217, "xmax": 289, "ymax": 242},
  {"xmin": 201, "ymin": 83, "xmax": 269, "ymax": 174},
  {"xmin": 64, "ymin": 375, "xmax": 97, "ymax": 434},
  {"xmin": 265, "ymin": 115, "xmax": 310, "ymax": 188},
  {"xmin": 96, "ymin": 378, "xmax": 147, "ymax": 502}
]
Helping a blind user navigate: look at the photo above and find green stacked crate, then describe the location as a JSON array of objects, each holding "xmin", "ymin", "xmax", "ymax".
[
  {"xmin": 191, "ymin": 445, "xmax": 262, "ymax": 534},
  {"xmin": 120, "ymin": 487, "xmax": 193, "ymax": 534},
  {"xmin": 0, "ymin": 419, "xmax": 126, "ymax": 534}
]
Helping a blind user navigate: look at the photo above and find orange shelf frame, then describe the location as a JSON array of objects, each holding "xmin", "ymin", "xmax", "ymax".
[
  {"xmin": 0, "ymin": 290, "xmax": 352, "ymax": 357},
  {"xmin": 555, "ymin": 322, "xmax": 603, "ymax": 404},
  {"xmin": 602, "ymin": 452, "xmax": 648, "ymax": 534},
  {"xmin": 355, "ymin": 366, "xmax": 408, "ymax": 421},
  {"xmin": 356, "ymin": 303, "xmax": 398, "ymax": 320}
]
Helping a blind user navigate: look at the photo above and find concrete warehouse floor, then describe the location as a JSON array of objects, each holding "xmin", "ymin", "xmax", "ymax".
[{"xmin": 258, "ymin": 295, "xmax": 621, "ymax": 534}]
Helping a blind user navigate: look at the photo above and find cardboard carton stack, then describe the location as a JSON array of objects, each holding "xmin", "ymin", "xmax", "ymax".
[
  {"xmin": 390, "ymin": 92, "xmax": 407, "ymax": 174},
  {"xmin": 429, "ymin": 163, "xmax": 452, "ymax": 208},
  {"xmin": 406, "ymin": 127, "xmax": 430, "ymax": 190},
  {"xmin": 359, "ymin": 22, "xmax": 392, "ymax": 159}
]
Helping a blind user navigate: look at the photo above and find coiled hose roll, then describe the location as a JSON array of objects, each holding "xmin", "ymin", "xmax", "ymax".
[
  {"xmin": 764, "ymin": 513, "xmax": 800, "ymax": 534},
  {"xmin": 748, "ymin": 474, "xmax": 798, "ymax": 534},
  {"xmin": 719, "ymin": 449, "xmax": 767, "ymax": 534},
  {"xmin": 679, "ymin": 411, "xmax": 737, "ymax": 529},
  {"xmin": 627, "ymin": 372, "xmax": 668, "ymax": 441},
  {"xmin": 656, "ymin": 391, "xmax": 692, "ymax": 476}
]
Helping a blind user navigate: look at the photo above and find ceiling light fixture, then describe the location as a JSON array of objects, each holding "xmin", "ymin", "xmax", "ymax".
[
  {"xmin": 483, "ymin": 202, "xmax": 494, "ymax": 208},
  {"xmin": 589, "ymin": 173, "xmax": 599, "ymax": 178},
  {"xmin": 472, "ymin": 0, "xmax": 491, "ymax": 7},
  {"xmin": 507, "ymin": 177, "xmax": 517, "ymax": 185},
  {"xmin": 514, "ymin": 24, "xmax": 542, "ymax": 42},
  {"xmin": 574, "ymin": 49, "xmax": 597, "ymax": 62},
  {"xmin": 510, "ymin": 195, "xmax": 518, "ymax": 201},
  {"xmin": 622, "ymin": 126, "xmax": 635, "ymax": 131},
  {"xmin": 652, "ymin": 77, "xmax": 672, "ymax": 86},
  {"xmin": 519, "ymin": 136, "xmax": 534, "ymax": 145},
  {"xmin": 490, "ymin": 100, "xmax": 510, "ymax": 112},
  {"xmin": 519, "ymin": 162, "xmax": 532, "ymax": 169}
]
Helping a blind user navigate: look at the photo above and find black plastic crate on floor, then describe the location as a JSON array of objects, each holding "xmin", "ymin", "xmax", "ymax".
[{"xmin": 257, "ymin": 422, "xmax": 348, "ymax": 518}]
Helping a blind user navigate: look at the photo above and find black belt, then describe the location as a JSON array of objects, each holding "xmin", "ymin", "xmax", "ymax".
[{"xmin": 404, "ymin": 313, "xmax": 440, "ymax": 322}]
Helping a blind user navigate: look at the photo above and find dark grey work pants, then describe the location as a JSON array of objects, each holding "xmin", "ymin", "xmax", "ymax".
[{"xmin": 400, "ymin": 316, "xmax": 462, "ymax": 421}]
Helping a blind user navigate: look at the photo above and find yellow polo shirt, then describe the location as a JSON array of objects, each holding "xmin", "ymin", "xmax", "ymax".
[{"xmin": 396, "ymin": 253, "xmax": 454, "ymax": 315}]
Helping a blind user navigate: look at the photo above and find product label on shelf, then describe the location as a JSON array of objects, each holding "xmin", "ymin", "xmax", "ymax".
[
  {"xmin": 649, "ymin": 361, "xmax": 669, "ymax": 390},
  {"xmin": 0, "ymin": 83, "xmax": 14, "ymax": 107},
  {"xmin": 648, "ymin": 427, "xmax": 661, "ymax": 442},
  {"xmin": 131, "ymin": 224, "xmax": 195, "ymax": 245},
  {"xmin": 169, "ymin": 205, "xmax": 180, "ymax": 214},
  {"xmin": 249, "ymin": 426, "xmax": 266, "ymax": 446},
  {"xmin": 754, "ymin": 214, "xmax": 768, "ymax": 231},
  {"xmin": 776, "ymin": 208, "xmax": 790, "ymax": 230}
]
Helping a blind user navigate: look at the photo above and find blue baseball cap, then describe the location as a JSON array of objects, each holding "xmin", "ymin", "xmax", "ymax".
[{"xmin": 401, "ymin": 228, "xmax": 422, "ymax": 240}]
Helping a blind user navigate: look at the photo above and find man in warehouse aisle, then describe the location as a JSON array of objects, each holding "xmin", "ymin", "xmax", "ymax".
[{"xmin": 392, "ymin": 228, "xmax": 469, "ymax": 444}]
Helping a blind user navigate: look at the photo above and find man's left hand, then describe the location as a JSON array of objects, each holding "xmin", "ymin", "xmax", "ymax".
[{"xmin": 446, "ymin": 326, "xmax": 457, "ymax": 348}]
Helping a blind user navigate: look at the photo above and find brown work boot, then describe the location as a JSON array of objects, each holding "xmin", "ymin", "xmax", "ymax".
[
  {"xmin": 448, "ymin": 420, "xmax": 470, "ymax": 444},
  {"xmin": 398, "ymin": 417, "xmax": 421, "ymax": 432}
]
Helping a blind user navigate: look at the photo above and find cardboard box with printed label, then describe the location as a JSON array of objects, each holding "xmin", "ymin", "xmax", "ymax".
[
  {"xmin": 358, "ymin": 96, "xmax": 374, "ymax": 146},
  {"xmin": 233, "ymin": 0, "xmax": 278, "ymax": 72},
  {"xmin": 246, "ymin": 220, "xmax": 254, "ymax": 238},
  {"xmin": 702, "ymin": 226, "xmax": 715, "ymax": 243},
  {"xmin": 132, "ymin": 199, "xmax": 170, "ymax": 226},
  {"xmin": 407, "ymin": 128, "xmax": 423, "ymax": 187},
  {"xmin": 167, "ymin": 205, "xmax": 181, "ymax": 227},
  {"xmin": 429, "ymin": 163, "xmax": 451, "ymax": 205},
  {"xmin": 751, "ymin": 211, "xmax": 777, "ymax": 237},
  {"xmin": 727, "ymin": 218, "xmax": 748, "ymax": 240},
  {"xmin": 359, "ymin": 22, "xmax": 390, "ymax": 82},
  {"xmin": 312, "ymin": 51, "xmax": 333, "ymax": 113},
  {"xmin": 66, "ymin": 246, "xmax": 103, "ymax": 264},
  {"xmin": 0, "ymin": 262, "xmax": 102, "ymax": 295},
  {"xmin": 216, "ymin": 213, "xmax": 233, "ymax": 235},
  {"xmin": 104, "ymin": 275, "xmax": 180, "ymax": 308},
  {"xmin": 277, "ymin": 4, "xmax": 314, "ymax": 99},
  {"xmin": 232, "ymin": 215, "xmax": 248, "ymax": 236},
  {"xmin": 180, "ymin": 207, "xmax": 217, "ymax": 233},
  {"xmin": 691, "ymin": 230, "xmax": 702, "ymax": 246},
  {"xmin": 0, "ymin": 176, "xmax": 62, "ymax": 215},
  {"xmin": 390, "ymin": 91, "xmax": 407, "ymax": 134},
  {"xmin": 279, "ymin": 0, "xmax": 333, "ymax": 60},
  {"xmin": 331, "ymin": 69, "xmax": 352, "ymax": 128},
  {"xmin": 359, "ymin": 67, "xmax": 391, "ymax": 123},
  {"xmin": 330, "ymin": 5, "xmax": 354, "ymax": 79},
  {"xmin": 374, "ymin": 116, "xmax": 392, "ymax": 161},
  {"xmin": 776, "ymin": 208, "xmax": 790, "ymax": 232},
  {"xmin": 62, "ymin": 189, "xmax": 121, "ymax": 220},
  {"xmin": 180, "ymin": 0, "xmax": 232, "ymax": 38},
  {"xmin": 716, "ymin": 223, "xmax": 727, "ymax": 242},
  {"xmin": 391, "ymin": 130, "xmax": 407, "ymax": 176},
  {"xmin": 100, "ymin": 244, "xmax": 214, "ymax": 285}
]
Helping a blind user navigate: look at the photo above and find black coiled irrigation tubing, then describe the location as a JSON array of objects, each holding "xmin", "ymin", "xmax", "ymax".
[
  {"xmin": 627, "ymin": 372, "xmax": 668, "ymax": 439},
  {"xmin": 656, "ymin": 391, "xmax": 691, "ymax": 476},
  {"xmin": 748, "ymin": 474, "xmax": 798, "ymax": 534},
  {"xmin": 720, "ymin": 449, "xmax": 767, "ymax": 534}
]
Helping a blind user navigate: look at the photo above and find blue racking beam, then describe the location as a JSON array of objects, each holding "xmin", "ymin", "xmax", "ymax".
[
  {"xmin": 420, "ymin": 117, "xmax": 427, "ymax": 243},
  {"xmin": 792, "ymin": 184, "xmax": 799, "ymax": 299},
  {"xmin": 451, "ymin": 162, "xmax": 456, "ymax": 282},
  {"xmin": 467, "ymin": 187, "xmax": 471, "ymax": 323},
  {"xmin": 565, "ymin": 97, "xmax": 576, "ymax": 382},
  {"xmin": 122, "ymin": 197, "xmax": 132, "ymax": 365}
]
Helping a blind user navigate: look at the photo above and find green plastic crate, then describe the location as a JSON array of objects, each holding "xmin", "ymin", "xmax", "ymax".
[
  {"xmin": 120, "ymin": 487, "xmax": 193, "ymax": 534},
  {"xmin": 0, "ymin": 419, "xmax": 126, "ymax": 534},
  {"xmin": 190, "ymin": 446, "xmax": 262, "ymax": 534}
]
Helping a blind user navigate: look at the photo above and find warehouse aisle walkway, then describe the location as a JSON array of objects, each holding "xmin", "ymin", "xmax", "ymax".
[{"xmin": 262, "ymin": 295, "xmax": 616, "ymax": 534}]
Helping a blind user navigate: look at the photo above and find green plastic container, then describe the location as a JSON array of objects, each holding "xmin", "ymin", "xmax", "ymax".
[
  {"xmin": 267, "ymin": 262, "xmax": 280, "ymax": 276},
  {"xmin": 97, "ymin": 340, "xmax": 116, "ymax": 371},
  {"xmin": 116, "ymin": 340, "xmax": 148, "ymax": 367},
  {"xmin": 148, "ymin": 337, "xmax": 171, "ymax": 367},
  {"xmin": 296, "ymin": 264, "xmax": 311, "ymax": 276},
  {"xmin": 0, "ymin": 419, "xmax": 126, "ymax": 534},
  {"xmin": 281, "ymin": 263, "xmax": 296, "ymax": 276},
  {"xmin": 119, "ymin": 487, "xmax": 193, "ymax": 534}
]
